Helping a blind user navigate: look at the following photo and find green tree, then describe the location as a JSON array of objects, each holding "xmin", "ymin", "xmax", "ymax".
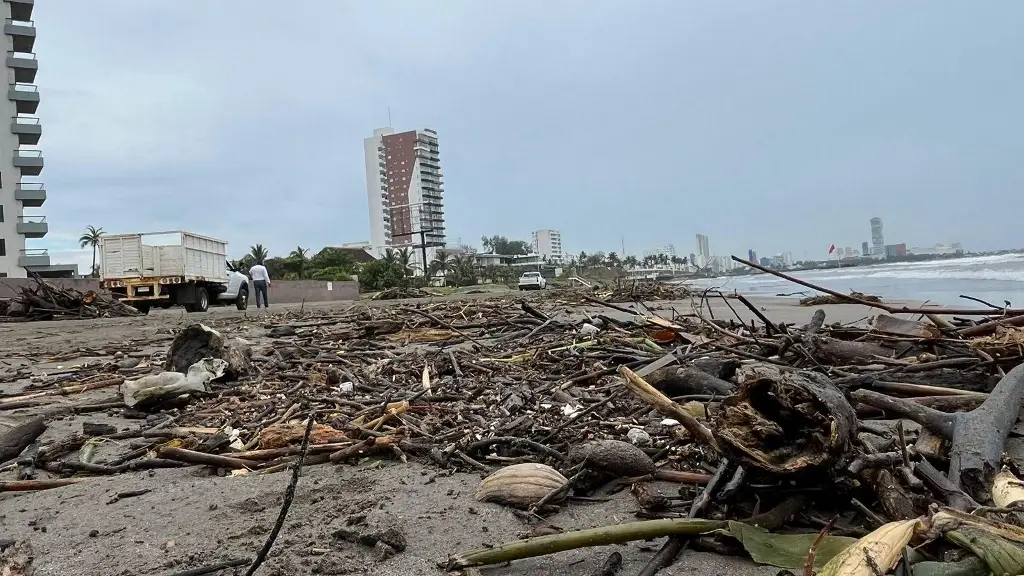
[
  {"xmin": 429, "ymin": 249, "xmax": 452, "ymax": 279},
  {"xmin": 359, "ymin": 259, "xmax": 408, "ymax": 291},
  {"xmin": 397, "ymin": 247, "xmax": 414, "ymax": 276},
  {"xmin": 288, "ymin": 246, "xmax": 309, "ymax": 278},
  {"xmin": 481, "ymin": 235, "xmax": 529, "ymax": 255},
  {"xmin": 585, "ymin": 252, "xmax": 605, "ymax": 268},
  {"xmin": 264, "ymin": 257, "xmax": 290, "ymax": 280},
  {"xmin": 308, "ymin": 247, "xmax": 354, "ymax": 274},
  {"xmin": 249, "ymin": 244, "xmax": 269, "ymax": 265},
  {"xmin": 78, "ymin": 225, "xmax": 104, "ymax": 278},
  {"xmin": 577, "ymin": 251, "xmax": 588, "ymax": 268},
  {"xmin": 447, "ymin": 254, "xmax": 478, "ymax": 287},
  {"xmin": 606, "ymin": 252, "xmax": 621, "ymax": 268},
  {"xmin": 624, "ymin": 255, "xmax": 639, "ymax": 268}
]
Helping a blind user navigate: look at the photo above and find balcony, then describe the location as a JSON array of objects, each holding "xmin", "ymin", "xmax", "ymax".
[
  {"xmin": 13, "ymin": 148, "xmax": 43, "ymax": 175},
  {"xmin": 16, "ymin": 215, "xmax": 46, "ymax": 238},
  {"xmin": 11, "ymin": 115, "xmax": 40, "ymax": 144},
  {"xmin": 14, "ymin": 182, "xmax": 44, "ymax": 206},
  {"xmin": 6, "ymin": 51, "xmax": 36, "ymax": 83},
  {"xmin": 8, "ymin": 83, "xmax": 37, "ymax": 114},
  {"xmin": 18, "ymin": 248, "xmax": 48, "ymax": 267},
  {"xmin": 5, "ymin": 0, "xmax": 33, "ymax": 22},
  {"xmin": 5, "ymin": 19, "xmax": 34, "ymax": 52}
]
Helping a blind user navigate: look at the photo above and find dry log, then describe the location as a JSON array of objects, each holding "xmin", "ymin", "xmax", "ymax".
[
  {"xmin": 0, "ymin": 417, "xmax": 45, "ymax": 463},
  {"xmin": 852, "ymin": 364, "xmax": 1024, "ymax": 501},
  {"xmin": 712, "ymin": 364, "xmax": 857, "ymax": 474},
  {"xmin": 157, "ymin": 446, "xmax": 257, "ymax": 470},
  {"xmin": 644, "ymin": 366, "xmax": 735, "ymax": 397},
  {"xmin": 871, "ymin": 314, "xmax": 942, "ymax": 339},
  {"xmin": 804, "ymin": 335, "xmax": 893, "ymax": 364}
]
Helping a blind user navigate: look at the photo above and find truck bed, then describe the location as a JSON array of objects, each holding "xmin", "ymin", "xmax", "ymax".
[{"xmin": 100, "ymin": 231, "xmax": 228, "ymax": 283}]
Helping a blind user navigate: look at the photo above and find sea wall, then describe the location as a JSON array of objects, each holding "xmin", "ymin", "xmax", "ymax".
[{"xmin": 0, "ymin": 278, "xmax": 360, "ymax": 304}]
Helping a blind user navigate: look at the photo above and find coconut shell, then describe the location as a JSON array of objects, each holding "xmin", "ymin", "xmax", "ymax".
[
  {"xmin": 475, "ymin": 463, "xmax": 568, "ymax": 509},
  {"xmin": 570, "ymin": 439, "xmax": 656, "ymax": 477}
]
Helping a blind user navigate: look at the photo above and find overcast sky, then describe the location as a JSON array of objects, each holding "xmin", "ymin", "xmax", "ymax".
[{"xmin": 30, "ymin": 0, "xmax": 1024, "ymax": 269}]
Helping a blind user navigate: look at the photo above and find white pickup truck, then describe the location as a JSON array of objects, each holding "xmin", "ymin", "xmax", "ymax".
[
  {"xmin": 518, "ymin": 271, "xmax": 547, "ymax": 291},
  {"xmin": 99, "ymin": 231, "xmax": 250, "ymax": 313}
]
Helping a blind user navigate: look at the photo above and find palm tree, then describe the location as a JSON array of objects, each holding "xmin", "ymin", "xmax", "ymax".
[
  {"xmin": 382, "ymin": 248, "xmax": 399, "ymax": 266},
  {"xmin": 624, "ymin": 255, "xmax": 639, "ymax": 269},
  {"xmin": 249, "ymin": 244, "xmax": 269, "ymax": 265},
  {"xmin": 429, "ymin": 249, "xmax": 452, "ymax": 279},
  {"xmin": 288, "ymin": 246, "xmax": 309, "ymax": 278},
  {"xmin": 606, "ymin": 252, "xmax": 621, "ymax": 268},
  {"xmin": 79, "ymin": 225, "xmax": 104, "ymax": 278},
  {"xmin": 397, "ymin": 247, "xmax": 414, "ymax": 277}
]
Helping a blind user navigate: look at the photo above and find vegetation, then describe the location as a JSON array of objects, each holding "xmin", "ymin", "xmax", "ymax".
[
  {"xmin": 223, "ymin": 237, "xmax": 693, "ymax": 294},
  {"xmin": 79, "ymin": 225, "xmax": 104, "ymax": 278},
  {"xmin": 481, "ymin": 235, "xmax": 530, "ymax": 256},
  {"xmin": 232, "ymin": 245, "xmax": 356, "ymax": 283}
]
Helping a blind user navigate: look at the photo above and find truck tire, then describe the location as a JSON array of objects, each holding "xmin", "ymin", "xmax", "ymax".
[
  {"xmin": 235, "ymin": 286, "xmax": 248, "ymax": 310},
  {"xmin": 187, "ymin": 287, "xmax": 210, "ymax": 313},
  {"xmin": 133, "ymin": 303, "xmax": 151, "ymax": 315}
]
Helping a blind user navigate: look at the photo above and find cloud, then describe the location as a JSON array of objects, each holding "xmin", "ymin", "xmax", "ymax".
[{"xmin": 19, "ymin": 0, "xmax": 1024, "ymax": 273}]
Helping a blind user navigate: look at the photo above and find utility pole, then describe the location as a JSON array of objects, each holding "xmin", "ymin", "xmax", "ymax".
[{"xmin": 411, "ymin": 227, "xmax": 435, "ymax": 282}]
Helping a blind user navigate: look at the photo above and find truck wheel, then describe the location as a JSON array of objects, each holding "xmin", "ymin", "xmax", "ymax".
[
  {"xmin": 236, "ymin": 286, "xmax": 248, "ymax": 310},
  {"xmin": 187, "ymin": 287, "xmax": 210, "ymax": 313},
  {"xmin": 134, "ymin": 303, "xmax": 150, "ymax": 315}
]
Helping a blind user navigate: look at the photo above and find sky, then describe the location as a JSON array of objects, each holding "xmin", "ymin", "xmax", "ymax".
[{"xmin": 28, "ymin": 0, "xmax": 1024, "ymax": 270}]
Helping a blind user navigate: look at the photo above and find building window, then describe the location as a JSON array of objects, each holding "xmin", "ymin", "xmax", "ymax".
[
  {"xmin": 0, "ymin": 238, "xmax": 5, "ymax": 256},
  {"xmin": 0, "ymin": 205, "xmax": 3, "ymax": 222}
]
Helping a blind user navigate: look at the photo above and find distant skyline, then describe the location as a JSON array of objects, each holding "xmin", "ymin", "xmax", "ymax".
[{"xmin": 23, "ymin": 1, "xmax": 1024, "ymax": 271}]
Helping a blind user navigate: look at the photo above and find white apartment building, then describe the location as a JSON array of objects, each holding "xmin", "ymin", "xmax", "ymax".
[
  {"xmin": 363, "ymin": 126, "xmax": 446, "ymax": 274},
  {"xmin": 531, "ymin": 229, "xmax": 563, "ymax": 263},
  {"xmin": 0, "ymin": 0, "xmax": 47, "ymax": 278}
]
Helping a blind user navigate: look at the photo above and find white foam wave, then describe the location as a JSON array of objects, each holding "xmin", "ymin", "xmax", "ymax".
[{"xmin": 811, "ymin": 267, "xmax": 1024, "ymax": 283}]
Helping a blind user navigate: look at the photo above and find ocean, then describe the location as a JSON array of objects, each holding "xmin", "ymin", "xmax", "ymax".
[{"xmin": 698, "ymin": 253, "xmax": 1024, "ymax": 308}]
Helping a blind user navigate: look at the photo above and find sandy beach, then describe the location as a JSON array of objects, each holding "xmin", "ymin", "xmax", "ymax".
[{"xmin": 0, "ymin": 289, "xmax": 948, "ymax": 575}]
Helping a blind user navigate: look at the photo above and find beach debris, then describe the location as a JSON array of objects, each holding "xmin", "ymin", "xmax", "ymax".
[
  {"xmin": 569, "ymin": 440, "xmax": 655, "ymax": 477},
  {"xmin": 0, "ymin": 417, "xmax": 45, "ymax": 464},
  {"xmin": 9, "ymin": 260, "xmax": 1024, "ymax": 574},
  {"xmin": 120, "ymin": 358, "xmax": 227, "ymax": 409},
  {"xmin": 371, "ymin": 286, "xmax": 437, "ymax": 300},
  {"xmin": 0, "ymin": 276, "xmax": 140, "ymax": 321},
  {"xmin": 258, "ymin": 421, "xmax": 347, "ymax": 450},
  {"xmin": 475, "ymin": 463, "xmax": 568, "ymax": 509},
  {"xmin": 164, "ymin": 323, "xmax": 252, "ymax": 380},
  {"xmin": 713, "ymin": 364, "xmax": 857, "ymax": 474},
  {"xmin": 799, "ymin": 291, "xmax": 882, "ymax": 306}
]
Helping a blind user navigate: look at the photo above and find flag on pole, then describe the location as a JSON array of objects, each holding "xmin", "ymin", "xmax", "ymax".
[{"xmin": 828, "ymin": 244, "xmax": 836, "ymax": 255}]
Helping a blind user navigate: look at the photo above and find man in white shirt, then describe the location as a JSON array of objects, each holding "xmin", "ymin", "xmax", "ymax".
[{"xmin": 249, "ymin": 262, "xmax": 271, "ymax": 308}]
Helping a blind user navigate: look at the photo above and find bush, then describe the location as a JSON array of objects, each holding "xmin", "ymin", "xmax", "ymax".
[{"xmin": 359, "ymin": 260, "xmax": 408, "ymax": 292}]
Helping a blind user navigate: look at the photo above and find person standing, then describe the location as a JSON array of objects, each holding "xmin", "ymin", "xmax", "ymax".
[{"xmin": 249, "ymin": 261, "xmax": 271, "ymax": 308}]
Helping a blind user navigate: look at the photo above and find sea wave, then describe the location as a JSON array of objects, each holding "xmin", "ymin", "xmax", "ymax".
[{"xmin": 810, "ymin": 268, "xmax": 1024, "ymax": 283}]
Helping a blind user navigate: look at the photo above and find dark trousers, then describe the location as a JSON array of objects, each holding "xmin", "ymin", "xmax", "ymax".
[{"xmin": 254, "ymin": 280, "xmax": 269, "ymax": 308}]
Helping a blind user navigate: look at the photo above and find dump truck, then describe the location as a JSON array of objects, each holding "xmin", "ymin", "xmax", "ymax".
[{"xmin": 99, "ymin": 230, "xmax": 249, "ymax": 313}]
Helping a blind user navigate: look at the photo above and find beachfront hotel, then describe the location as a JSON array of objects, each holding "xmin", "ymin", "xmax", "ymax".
[
  {"xmin": 0, "ymin": 0, "xmax": 48, "ymax": 278},
  {"xmin": 363, "ymin": 126, "xmax": 447, "ymax": 275}
]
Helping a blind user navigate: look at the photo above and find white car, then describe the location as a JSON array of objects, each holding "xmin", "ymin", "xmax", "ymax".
[{"xmin": 518, "ymin": 271, "xmax": 547, "ymax": 291}]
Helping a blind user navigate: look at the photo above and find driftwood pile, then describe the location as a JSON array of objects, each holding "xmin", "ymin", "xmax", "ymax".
[
  {"xmin": 601, "ymin": 279, "xmax": 692, "ymax": 303},
  {"xmin": 7, "ymin": 258, "xmax": 1024, "ymax": 573},
  {"xmin": 370, "ymin": 286, "xmax": 438, "ymax": 300},
  {"xmin": 800, "ymin": 290, "xmax": 883, "ymax": 306},
  {"xmin": 0, "ymin": 276, "xmax": 140, "ymax": 321}
]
